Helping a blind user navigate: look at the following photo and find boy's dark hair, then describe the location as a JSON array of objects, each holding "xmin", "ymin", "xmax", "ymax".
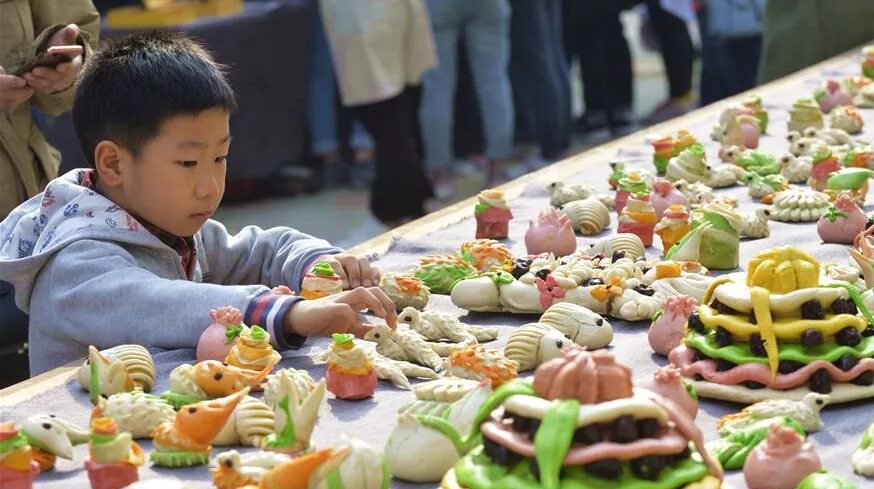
[{"xmin": 73, "ymin": 31, "xmax": 237, "ymax": 167}]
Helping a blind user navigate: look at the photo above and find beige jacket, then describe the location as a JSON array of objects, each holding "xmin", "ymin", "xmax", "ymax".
[
  {"xmin": 0, "ymin": 0, "xmax": 99, "ymax": 219},
  {"xmin": 319, "ymin": 0, "xmax": 436, "ymax": 106}
]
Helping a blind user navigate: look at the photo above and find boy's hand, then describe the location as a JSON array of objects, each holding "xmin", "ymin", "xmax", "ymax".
[
  {"xmin": 23, "ymin": 24, "xmax": 83, "ymax": 94},
  {"xmin": 284, "ymin": 286, "xmax": 397, "ymax": 338},
  {"xmin": 0, "ymin": 69, "xmax": 33, "ymax": 109},
  {"xmin": 314, "ymin": 253, "xmax": 380, "ymax": 289}
]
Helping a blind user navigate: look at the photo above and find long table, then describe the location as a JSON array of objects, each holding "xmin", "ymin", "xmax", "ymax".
[{"xmin": 2, "ymin": 49, "xmax": 872, "ymax": 488}]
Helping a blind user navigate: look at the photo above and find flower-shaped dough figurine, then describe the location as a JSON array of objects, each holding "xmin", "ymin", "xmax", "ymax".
[
  {"xmin": 325, "ymin": 333, "xmax": 377, "ymax": 400},
  {"xmin": 197, "ymin": 306, "xmax": 245, "ymax": 363},
  {"xmin": 225, "ymin": 325, "xmax": 282, "ymax": 373}
]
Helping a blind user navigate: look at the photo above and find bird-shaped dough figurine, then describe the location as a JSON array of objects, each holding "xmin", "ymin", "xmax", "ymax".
[
  {"xmin": 211, "ymin": 450, "xmax": 292, "ymax": 489},
  {"xmin": 240, "ymin": 446, "xmax": 351, "ymax": 489},
  {"xmin": 738, "ymin": 208, "xmax": 771, "ymax": 239},
  {"xmin": 780, "ymin": 153, "xmax": 814, "ymax": 183},
  {"xmin": 399, "ymin": 307, "xmax": 498, "ymax": 345},
  {"xmin": 362, "ymin": 324, "xmax": 444, "ymax": 372},
  {"xmin": 852, "ymin": 423, "xmax": 874, "ymax": 477},
  {"xmin": 20, "ymin": 414, "xmax": 89, "ymax": 470},
  {"xmin": 717, "ymin": 392, "xmax": 830, "ymax": 434}
]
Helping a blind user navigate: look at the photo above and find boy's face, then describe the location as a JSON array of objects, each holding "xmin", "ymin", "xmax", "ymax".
[{"xmin": 113, "ymin": 108, "xmax": 230, "ymax": 237}]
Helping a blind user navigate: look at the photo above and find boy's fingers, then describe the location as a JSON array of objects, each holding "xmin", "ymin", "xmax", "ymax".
[
  {"xmin": 366, "ymin": 287, "xmax": 397, "ymax": 329},
  {"xmin": 348, "ymin": 322, "xmax": 374, "ymax": 339},
  {"xmin": 359, "ymin": 258, "xmax": 374, "ymax": 287},
  {"xmin": 336, "ymin": 287, "xmax": 386, "ymax": 318},
  {"xmin": 341, "ymin": 255, "xmax": 362, "ymax": 288},
  {"xmin": 371, "ymin": 265, "xmax": 381, "ymax": 285},
  {"xmin": 327, "ymin": 259, "xmax": 349, "ymax": 289}
]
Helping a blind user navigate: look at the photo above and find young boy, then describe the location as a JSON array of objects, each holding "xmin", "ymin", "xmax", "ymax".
[{"xmin": 0, "ymin": 31, "xmax": 397, "ymax": 375}]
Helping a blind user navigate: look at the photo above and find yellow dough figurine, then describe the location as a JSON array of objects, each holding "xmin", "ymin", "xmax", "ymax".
[
  {"xmin": 301, "ymin": 262, "xmax": 343, "ymax": 300},
  {"xmin": 225, "ymin": 325, "xmax": 282, "ymax": 372}
]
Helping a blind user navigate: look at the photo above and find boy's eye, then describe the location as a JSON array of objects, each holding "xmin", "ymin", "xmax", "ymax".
[
  {"xmin": 178, "ymin": 160, "xmax": 197, "ymax": 168},
  {"xmin": 215, "ymin": 156, "xmax": 228, "ymax": 164}
]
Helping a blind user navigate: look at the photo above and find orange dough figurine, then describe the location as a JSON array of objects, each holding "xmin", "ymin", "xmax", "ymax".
[
  {"xmin": 239, "ymin": 447, "xmax": 350, "ymax": 489},
  {"xmin": 225, "ymin": 325, "xmax": 282, "ymax": 372}
]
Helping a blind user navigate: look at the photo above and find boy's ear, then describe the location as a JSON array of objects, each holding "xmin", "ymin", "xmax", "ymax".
[{"xmin": 93, "ymin": 141, "xmax": 129, "ymax": 187}]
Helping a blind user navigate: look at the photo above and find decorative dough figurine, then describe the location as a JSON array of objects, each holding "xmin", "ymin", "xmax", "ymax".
[
  {"xmin": 547, "ymin": 180, "xmax": 594, "ymax": 206},
  {"xmin": 741, "ymin": 172, "xmax": 789, "ymax": 201},
  {"xmin": 666, "ymin": 143, "xmax": 745, "ymax": 188},
  {"xmin": 211, "ymin": 450, "xmax": 291, "ymax": 489},
  {"xmin": 300, "ymin": 262, "xmax": 343, "ymax": 300},
  {"xmin": 538, "ymin": 302, "xmax": 613, "ymax": 349},
  {"xmin": 650, "ymin": 178, "xmax": 688, "ymax": 219},
  {"xmin": 827, "ymin": 166, "xmax": 873, "ymax": 205},
  {"xmin": 655, "ymin": 204, "xmax": 691, "ymax": 255},
  {"xmin": 814, "ymin": 79, "xmax": 853, "ymax": 112},
  {"xmin": 443, "ymin": 346, "xmax": 518, "ymax": 387},
  {"xmin": 162, "ymin": 360, "xmax": 275, "ymax": 409},
  {"xmin": 780, "ymin": 153, "xmax": 814, "ymax": 183},
  {"xmin": 788, "ymin": 98, "xmax": 825, "ymax": 132},
  {"xmin": 808, "ymin": 143, "xmax": 841, "ymax": 191},
  {"xmin": 615, "ymin": 172, "xmax": 651, "ymax": 215},
  {"xmin": 651, "ymin": 129, "xmax": 698, "ymax": 175},
  {"xmin": 797, "ymin": 470, "xmax": 858, "ymax": 489},
  {"xmin": 230, "ymin": 447, "xmax": 349, "ymax": 489},
  {"xmin": 414, "ymin": 254, "xmax": 477, "ymax": 295},
  {"xmin": 225, "ymin": 325, "xmax": 282, "ymax": 373},
  {"xmin": 718, "ymin": 393, "xmax": 830, "ymax": 434},
  {"xmin": 20, "ymin": 415, "xmax": 88, "ymax": 471},
  {"xmin": 666, "ymin": 203, "xmax": 741, "ymax": 270},
  {"xmin": 324, "ymin": 333, "xmax": 377, "ymax": 400},
  {"xmin": 325, "ymin": 437, "xmax": 390, "ymax": 489},
  {"xmin": 862, "ymin": 45, "xmax": 874, "ymax": 78},
  {"xmin": 78, "ymin": 345, "xmax": 156, "ymax": 403},
  {"xmin": 830, "ymin": 105, "xmax": 864, "ymax": 134},
  {"xmin": 717, "ymin": 106, "xmax": 761, "ymax": 154},
  {"xmin": 366, "ymin": 349, "xmax": 440, "ymax": 389},
  {"xmin": 738, "ymin": 208, "xmax": 772, "ymax": 240},
  {"xmin": 744, "ymin": 425, "xmax": 821, "ymax": 489},
  {"xmin": 362, "ymin": 324, "xmax": 444, "ymax": 372},
  {"xmin": 723, "ymin": 147, "xmax": 780, "ymax": 176},
  {"xmin": 96, "ymin": 390, "xmax": 175, "ymax": 439},
  {"xmin": 212, "ymin": 396, "xmax": 274, "ymax": 447},
  {"xmin": 413, "ymin": 377, "xmax": 481, "ymax": 403},
  {"xmin": 459, "ymin": 239, "xmax": 514, "ymax": 273},
  {"xmin": 647, "ymin": 365, "xmax": 698, "ymax": 418},
  {"xmin": 150, "ymin": 389, "xmax": 248, "ymax": 467},
  {"xmin": 474, "ymin": 189, "xmax": 512, "ymax": 239},
  {"xmin": 617, "ymin": 193, "xmax": 657, "ymax": 247},
  {"xmin": 524, "ymin": 208, "xmax": 577, "ymax": 256},
  {"xmin": 648, "ymin": 295, "xmax": 697, "ymax": 356},
  {"xmin": 854, "ymin": 82, "xmax": 874, "ymax": 107},
  {"xmin": 768, "ymin": 188, "xmax": 831, "ymax": 222},
  {"xmin": 197, "ymin": 306, "xmax": 245, "ymax": 363},
  {"xmin": 742, "ymin": 93, "xmax": 769, "ymax": 132},
  {"xmin": 379, "ymin": 272, "xmax": 430, "ymax": 311},
  {"xmin": 559, "ymin": 198, "xmax": 611, "ymax": 235},
  {"xmin": 787, "ymin": 130, "xmax": 816, "ymax": 157},
  {"xmin": 587, "ymin": 233, "xmax": 646, "ymax": 260},
  {"xmin": 85, "ymin": 417, "xmax": 144, "ymax": 489},
  {"xmin": 261, "ymin": 378, "xmax": 326, "ymax": 456},
  {"xmin": 818, "ymin": 191, "xmax": 868, "ymax": 244},
  {"xmin": 853, "ymin": 423, "xmax": 874, "ymax": 477},
  {"xmin": 504, "ymin": 323, "xmax": 572, "ymax": 372},
  {"xmin": 0, "ymin": 422, "xmax": 40, "ymax": 489},
  {"xmin": 263, "ymin": 368, "xmax": 316, "ymax": 409},
  {"xmin": 708, "ymin": 416, "xmax": 805, "ymax": 471},
  {"xmin": 399, "ymin": 307, "xmax": 498, "ymax": 346}
]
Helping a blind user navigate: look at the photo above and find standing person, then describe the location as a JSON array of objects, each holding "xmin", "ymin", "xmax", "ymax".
[
  {"xmin": 759, "ymin": 0, "xmax": 874, "ymax": 83},
  {"xmin": 509, "ymin": 0, "xmax": 571, "ymax": 161},
  {"xmin": 0, "ymin": 0, "xmax": 99, "ymax": 386},
  {"xmin": 697, "ymin": 0, "xmax": 764, "ymax": 105},
  {"xmin": 641, "ymin": 0, "xmax": 697, "ymax": 124},
  {"xmin": 306, "ymin": 4, "xmax": 375, "ymax": 189},
  {"xmin": 319, "ymin": 0, "xmax": 436, "ymax": 226},
  {"xmin": 418, "ymin": 0, "xmax": 515, "ymax": 196}
]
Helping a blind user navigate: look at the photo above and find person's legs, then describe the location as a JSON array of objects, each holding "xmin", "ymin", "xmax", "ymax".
[
  {"xmin": 578, "ymin": 6, "xmax": 632, "ymax": 131},
  {"xmin": 466, "ymin": 0, "xmax": 514, "ymax": 163},
  {"xmin": 420, "ymin": 0, "xmax": 462, "ymax": 197},
  {"xmin": 307, "ymin": 10, "xmax": 341, "ymax": 158},
  {"xmin": 544, "ymin": 0, "xmax": 571, "ymax": 154},
  {"xmin": 353, "ymin": 89, "xmax": 434, "ymax": 223},
  {"xmin": 645, "ymin": 0, "xmax": 694, "ymax": 99}
]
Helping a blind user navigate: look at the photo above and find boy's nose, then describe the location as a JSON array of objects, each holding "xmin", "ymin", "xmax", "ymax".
[{"xmin": 195, "ymin": 174, "xmax": 221, "ymax": 199}]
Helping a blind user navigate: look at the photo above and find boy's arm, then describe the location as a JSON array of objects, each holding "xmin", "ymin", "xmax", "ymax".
[
  {"xmin": 199, "ymin": 220, "xmax": 344, "ymax": 292},
  {"xmin": 30, "ymin": 239, "xmax": 306, "ymax": 351},
  {"xmin": 27, "ymin": 0, "xmax": 100, "ymax": 115}
]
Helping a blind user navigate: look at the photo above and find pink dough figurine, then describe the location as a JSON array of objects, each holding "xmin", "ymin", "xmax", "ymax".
[
  {"xmin": 818, "ymin": 191, "xmax": 869, "ymax": 244},
  {"xmin": 814, "ymin": 79, "xmax": 853, "ymax": 112},
  {"xmin": 651, "ymin": 178, "xmax": 689, "ymax": 219},
  {"xmin": 648, "ymin": 295, "xmax": 697, "ymax": 356},
  {"xmin": 196, "ymin": 306, "xmax": 245, "ymax": 363},
  {"xmin": 809, "ymin": 143, "xmax": 841, "ymax": 191},
  {"xmin": 744, "ymin": 425, "xmax": 821, "ymax": 489},
  {"xmin": 647, "ymin": 365, "xmax": 698, "ymax": 419},
  {"xmin": 474, "ymin": 189, "xmax": 513, "ymax": 240},
  {"xmin": 0, "ymin": 422, "xmax": 40, "ymax": 489},
  {"xmin": 524, "ymin": 209, "xmax": 578, "ymax": 257},
  {"xmin": 324, "ymin": 333, "xmax": 377, "ymax": 400},
  {"xmin": 617, "ymin": 194, "xmax": 657, "ymax": 247},
  {"xmin": 719, "ymin": 107, "xmax": 760, "ymax": 159}
]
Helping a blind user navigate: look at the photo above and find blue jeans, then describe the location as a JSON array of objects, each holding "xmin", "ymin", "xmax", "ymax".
[
  {"xmin": 307, "ymin": 7, "xmax": 373, "ymax": 156},
  {"xmin": 509, "ymin": 0, "xmax": 570, "ymax": 158},
  {"xmin": 419, "ymin": 0, "xmax": 514, "ymax": 169}
]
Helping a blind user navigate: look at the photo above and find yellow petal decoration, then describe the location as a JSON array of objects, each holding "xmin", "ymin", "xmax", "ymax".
[
  {"xmin": 746, "ymin": 246, "xmax": 819, "ymax": 294},
  {"xmin": 750, "ymin": 286, "xmax": 779, "ymax": 380}
]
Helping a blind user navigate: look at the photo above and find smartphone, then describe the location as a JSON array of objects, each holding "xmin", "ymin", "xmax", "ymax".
[{"xmin": 13, "ymin": 45, "xmax": 82, "ymax": 76}]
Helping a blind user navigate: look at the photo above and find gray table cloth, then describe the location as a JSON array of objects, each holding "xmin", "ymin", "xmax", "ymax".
[{"xmin": 5, "ymin": 55, "xmax": 874, "ymax": 488}]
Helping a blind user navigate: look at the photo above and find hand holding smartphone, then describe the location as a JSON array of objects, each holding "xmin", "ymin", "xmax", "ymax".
[{"xmin": 13, "ymin": 45, "xmax": 83, "ymax": 77}]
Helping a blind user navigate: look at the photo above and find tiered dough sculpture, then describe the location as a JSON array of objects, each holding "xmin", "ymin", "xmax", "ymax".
[
  {"xmin": 85, "ymin": 417, "xmax": 145, "ymax": 489},
  {"xmin": 651, "ymin": 129, "xmax": 698, "ymax": 175},
  {"xmin": 324, "ymin": 333, "xmax": 377, "ymax": 400},
  {"xmin": 225, "ymin": 325, "xmax": 282, "ymax": 373},
  {"xmin": 787, "ymin": 98, "xmax": 825, "ymax": 132},
  {"xmin": 0, "ymin": 422, "xmax": 40, "ymax": 489},
  {"xmin": 669, "ymin": 246, "xmax": 874, "ymax": 403},
  {"xmin": 301, "ymin": 262, "xmax": 343, "ymax": 300},
  {"xmin": 474, "ymin": 189, "xmax": 512, "ymax": 240}
]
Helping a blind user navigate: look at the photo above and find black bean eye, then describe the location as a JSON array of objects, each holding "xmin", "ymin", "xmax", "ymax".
[
  {"xmin": 816, "ymin": 399, "xmax": 823, "ymax": 405},
  {"xmin": 221, "ymin": 362, "xmax": 228, "ymax": 367},
  {"xmin": 556, "ymin": 340, "xmax": 564, "ymax": 349},
  {"xmin": 188, "ymin": 407, "xmax": 197, "ymax": 414},
  {"xmin": 374, "ymin": 333, "xmax": 380, "ymax": 339},
  {"xmin": 49, "ymin": 414, "xmax": 56, "ymax": 418},
  {"xmin": 214, "ymin": 372, "xmax": 223, "ymax": 381},
  {"xmin": 596, "ymin": 319, "xmax": 604, "ymax": 326},
  {"xmin": 42, "ymin": 423, "xmax": 51, "ymax": 430},
  {"xmin": 224, "ymin": 459, "xmax": 233, "ymax": 468}
]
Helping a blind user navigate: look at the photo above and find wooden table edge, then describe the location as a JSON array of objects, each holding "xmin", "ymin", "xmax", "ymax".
[{"xmin": 0, "ymin": 49, "xmax": 856, "ymax": 405}]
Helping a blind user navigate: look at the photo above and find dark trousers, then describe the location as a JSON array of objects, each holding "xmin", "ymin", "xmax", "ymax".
[
  {"xmin": 645, "ymin": 0, "xmax": 694, "ymax": 98},
  {"xmin": 352, "ymin": 87, "xmax": 434, "ymax": 223},
  {"xmin": 697, "ymin": 2, "xmax": 762, "ymax": 105},
  {"xmin": 509, "ymin": 0, "xmax": 571, "ymax": 158},
  {"xmin": 0, "ymin": 280, "xmax": 30, "ymax": 387}
]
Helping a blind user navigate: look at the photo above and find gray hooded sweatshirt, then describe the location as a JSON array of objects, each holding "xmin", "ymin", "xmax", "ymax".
[{"xmin": 0, "ymin": 169, "xmax": 343, "ymax": 374}]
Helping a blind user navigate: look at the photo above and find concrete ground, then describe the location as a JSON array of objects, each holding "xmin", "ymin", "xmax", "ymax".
[{"xmin": 215, "ymin": 12, "xmax": 690, "ymax": 248}]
